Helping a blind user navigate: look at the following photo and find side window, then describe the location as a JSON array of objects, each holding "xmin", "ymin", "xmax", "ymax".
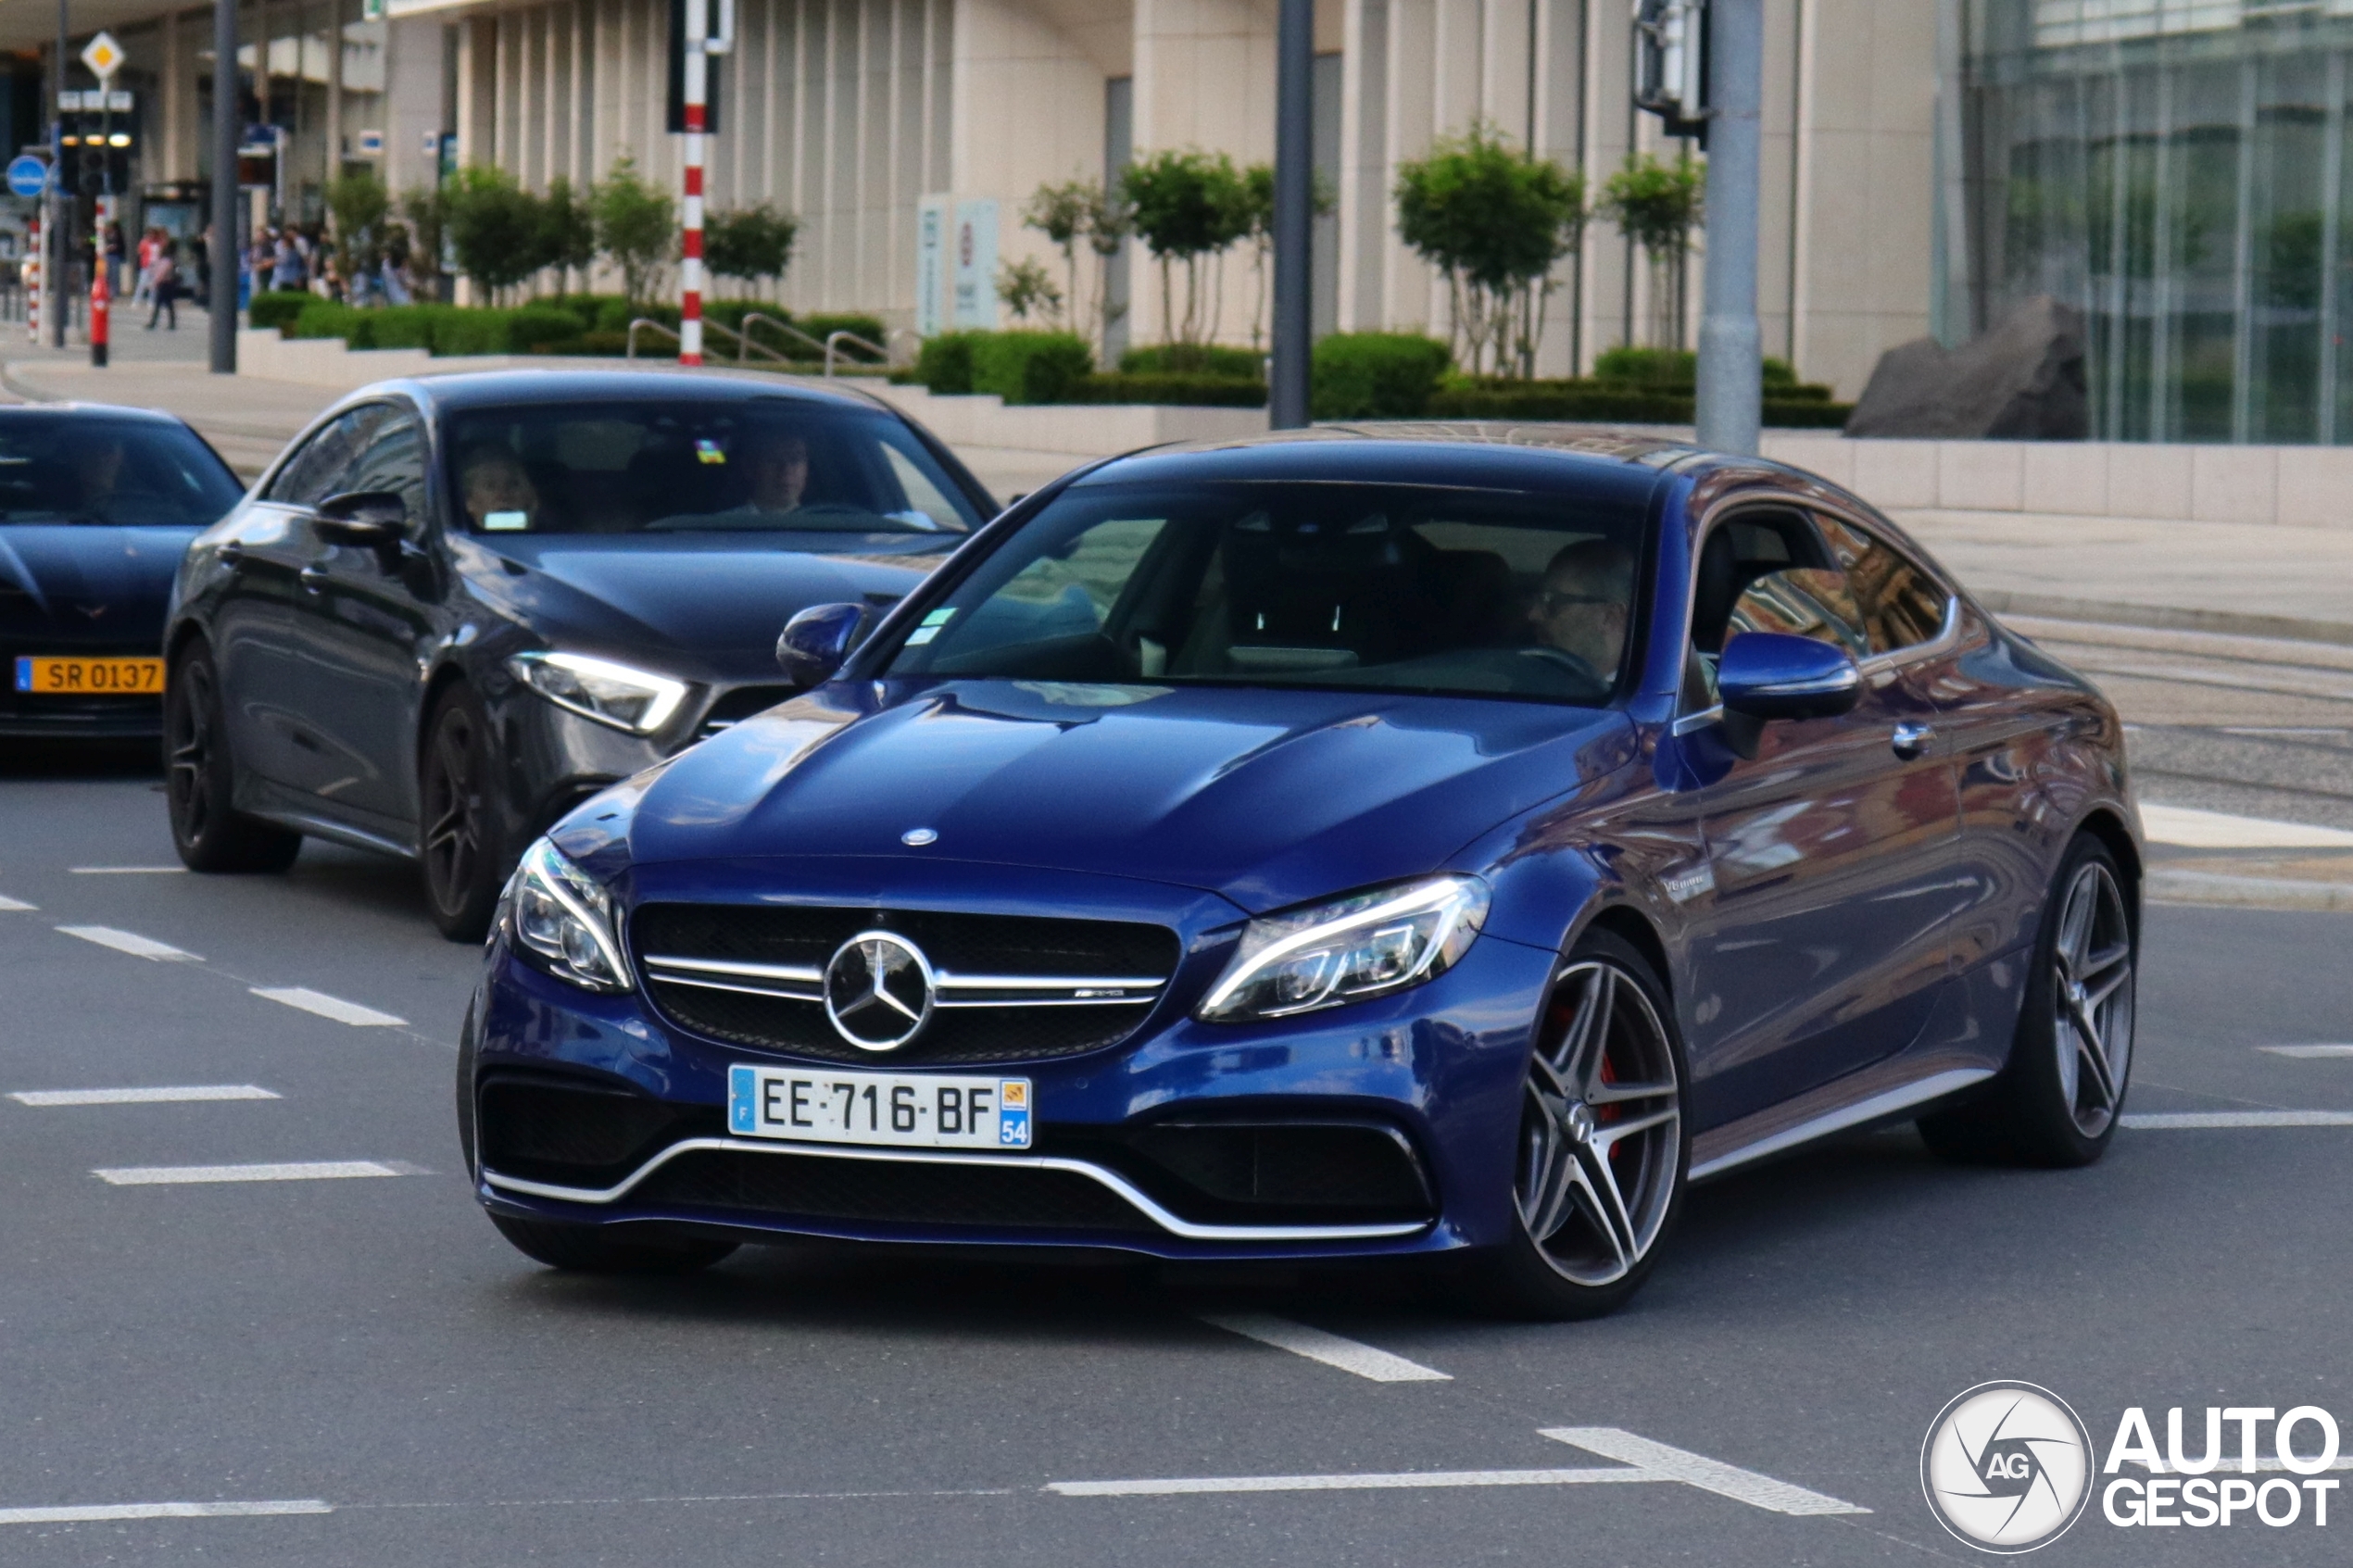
[
  {"xmin": 340, "ymin": 412, "xmax": 428, "ymax": 531},
  {"xmin": 1813, "ymin": 515, "xmax": 1950, "ymax": 654},
  {"xmin": 1695, "ymin": 509, "xmax": 1869, "ymax": 659},
  {"xmin": 263, "ymin": 408, "xmax": 371, "ymax": 507}
]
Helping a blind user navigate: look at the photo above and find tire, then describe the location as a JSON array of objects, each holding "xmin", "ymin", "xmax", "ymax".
[
  {"xmin": 419, "ymin": 684, "xmax": 507, "ymax": 942},
  {"xmin": 487, "ymin": 1210, "xmax": 738, "ymax": 1275},
  {"xmin": 163, "ymin": 645, "xmax": 303, "ymax": 873},
  {"xmin": 1466, "ymin": 927, "xmax": 1691, "ymax": 1321},
  {"xmin": 1919, "ymin": 832, "xmax": 2136, "ymax": 1168}
]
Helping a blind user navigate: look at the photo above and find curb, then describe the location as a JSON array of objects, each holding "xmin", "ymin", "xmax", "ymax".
[
  {"xmin": 2147, "ymin": 868, "xmax": 2353, "ymax": 913},
  {"xmin": 1975, "ymin": 589, "xmax": 2353, "ymax": 650}
]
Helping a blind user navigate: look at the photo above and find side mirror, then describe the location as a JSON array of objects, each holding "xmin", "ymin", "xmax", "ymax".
[
  {"xmin": 1713, "ymin": 632, "xmax": 1860, "ymax": 758},
  {"xmin": 314, "ymin": 490, "xmax": 409, "ymax": 548},
  {"xmin": 775, "ymin": 602, "xmax": 870, "ymax": 689}
]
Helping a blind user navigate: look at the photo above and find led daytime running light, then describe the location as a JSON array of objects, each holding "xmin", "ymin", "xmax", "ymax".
[
  {"xmin": 1197, "ymin": 875, "xmax": 1488, "ymax": 1022},
  {"xmin": 509, "ymin": 839, "xmax": 635, "ymax": 993},
  {"xmin": 508, "ymin": 651, "xmax": 688, "ymax": 735}
]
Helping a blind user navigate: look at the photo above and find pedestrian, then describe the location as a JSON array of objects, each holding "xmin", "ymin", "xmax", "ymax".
[
  {"xmin": 133, "ymin": 226, "xmax": 160, "ymax": 306},
  {"xmin": 145, "ymin": 240, "xmax": 180, "ymax": 331},
  {"xmin": 105, "ymin": 221, "xmax": 127, "ymax": 298},
  {"xmin": 271, "ymin": 228, "xmax": 303, "ymax": 292}
]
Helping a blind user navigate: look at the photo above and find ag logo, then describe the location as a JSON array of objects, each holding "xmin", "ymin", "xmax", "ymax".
[{"xmin": 1921, "ymin": 1381, "xmax": 2094, "ymax": 1553}]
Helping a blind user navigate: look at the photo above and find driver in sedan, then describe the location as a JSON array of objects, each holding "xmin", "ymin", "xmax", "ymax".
[
  {"xmin": 1525, "ymin": 537, "xmax": 1634, "ymax": 684},
  {"xmin": 459, "ymin": 444, "xmax": 541, "ymax": 533}
]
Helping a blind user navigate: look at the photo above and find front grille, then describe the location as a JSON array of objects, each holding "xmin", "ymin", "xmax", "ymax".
[
  {"xmin": 632, "ymin": 1147, "xmax": 1158, "ymax": 1234},
  {"xmin": 476, "ymin": 1073, "xmax": 721, "ymax": 1187},
  {"xmin": 1046, "ymin": 1121, "xmax": 1437, "ymax": 1228},
  {"xmin": 635, "ymin": 903, "xmax": 1183, "ymax": 1065}
]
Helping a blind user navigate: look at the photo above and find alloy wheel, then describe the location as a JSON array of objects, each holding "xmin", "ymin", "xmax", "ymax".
[
  {"xmin": 1516, "ymin": 960, "xmax": 1683, "ymax": 1287},
  {"xmin": 166, "ymin": 660, "xmax": 215, "ymax": 842},
  {"xmin": 2051, "ymin": 859, "xmax": 2133, "ymax": 1138},
  {"xmin": 422, "ymin": 707, "xmax": 484, "ymax": 912}
]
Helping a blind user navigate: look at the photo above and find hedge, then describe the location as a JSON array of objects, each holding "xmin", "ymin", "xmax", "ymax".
[
  {"xmin": 914, "ymin": 332, "xmax": 980, "ymax": 395},
  {"xmin": 1311, "ymin": 332, "xmax": 1454, "ymax": 419},
  {"xmin": 970, "ymin": 332, "xmax": 1094, "ymax": 404},
  {"xmin": 247, "ymin": 291, "xmax": 316, "ymax": 332},
  {"xmin": 1426, "ymin": 378, "xmax": 1856, "ymax": 428},
  {"xmin": 1588, "ymin": 345, "xmax": 1805, "ymax": 393},
  {"xmin": 285, "ymin": 299, "xmax": 586, "ymax": 356},
  {"xmin": 1120, "ymin": 344, "xmax": 1264, "ymax": 380},
  {"xmin": 1069, "ymin": 372, "xmax": 1266, "ymax": 408}
]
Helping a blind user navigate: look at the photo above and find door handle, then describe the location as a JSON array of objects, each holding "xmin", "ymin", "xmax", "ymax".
[
  {"xmin": 298, "ymin": 564, "xmax": 330, "ymax": 596},
  {"xmin": 1892, "ymin": 721, "xmax": 1934, "ymax": 760}
]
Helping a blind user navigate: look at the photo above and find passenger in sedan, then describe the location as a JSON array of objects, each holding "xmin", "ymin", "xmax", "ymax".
[
  {"xmin": 1525, "ymin": 538, "xmax": 1635, "ymax": 684},
  {"xmin": 459, "ymin": 445, "xmax": 542, "ymax": 532},
  {"xmin": 745, "ymin": 435, "xmax": 812, "ymax": 517}
]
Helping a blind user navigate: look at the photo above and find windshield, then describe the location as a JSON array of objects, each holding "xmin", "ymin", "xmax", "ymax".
[
  {"xmin": 443, "ymin": 399, "xmax": 984, "ymax": 537},
  {"xmin": 885, "ymin": 480, "xmax": 1651, "ymax": 705},
  {"xmin": 0, "ymin": 417, "xmax": 244, "ymax": 526}
]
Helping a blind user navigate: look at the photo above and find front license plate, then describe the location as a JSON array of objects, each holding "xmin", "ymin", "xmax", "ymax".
[
  {"xmin": 14, "ymin": 656, "xmax": 167, "ymax": 696},
  {"xmin": 728, "ymin": 1065, "xmax": 1032, "ymax": 1151}
]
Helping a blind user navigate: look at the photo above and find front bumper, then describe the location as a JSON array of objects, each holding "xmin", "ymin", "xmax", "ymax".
[{"xmin": 468, "ymin": 872, "xmax": 1555, "ymax": 1261}]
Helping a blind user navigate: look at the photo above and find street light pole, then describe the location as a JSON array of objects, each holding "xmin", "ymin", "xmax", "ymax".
[
  {"xmin": 209, "ymin": 0, "xmax": 237, "ymax": 372},
  {"xmin": 49, "ymin": 0, "xmax": 68, "ymax": 348},
  {"xmin": 1267, "ymin": 0, "xmax": 1313, "ymax": 429},
  {"xmin": 1693, "ymin": 0, "xmax": 1761, "ymax": 455}
]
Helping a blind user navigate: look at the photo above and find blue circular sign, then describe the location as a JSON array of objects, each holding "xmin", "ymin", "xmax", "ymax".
[{"xmin": 6, "ymin": 156, "xmax": 50, "ymax": 199}]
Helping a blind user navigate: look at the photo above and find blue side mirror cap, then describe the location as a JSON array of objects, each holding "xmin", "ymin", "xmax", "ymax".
[
  {"xmin": 775, "ymin": 602, "xmax": 871, "ymax": 689},
  {"xmin": 1717, "ymin": 631, "xmax": 1862, "ymax": 722}
]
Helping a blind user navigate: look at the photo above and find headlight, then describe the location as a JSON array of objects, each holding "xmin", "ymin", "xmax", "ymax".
[
  {"xmin": 508, "ymin": 651, "xmax": 687, "ymax": 734},
  {"xmin": 1197, "ymin": 875, "xmax": 1489, "ymax": 1023},
  {"xmin": 502, "ymin": 838, "xmax": 634, "ymax": 993}
]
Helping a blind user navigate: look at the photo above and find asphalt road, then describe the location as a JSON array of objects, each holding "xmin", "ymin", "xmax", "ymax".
[{"xmin": 1, "ymin": 742, "xmax": 2347, "ymax": 1568}]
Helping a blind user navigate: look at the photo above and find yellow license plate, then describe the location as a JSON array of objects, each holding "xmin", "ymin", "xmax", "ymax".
[{"xmin": 13, "ymin": 657, "xmax": 168, "ymax": 696}]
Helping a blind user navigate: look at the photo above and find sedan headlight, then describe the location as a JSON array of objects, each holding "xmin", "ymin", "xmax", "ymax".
[
  {"xmin": 503, "ymin": 838, "xmax": 634, "ymax": 993},
  {"xmin": 1197, "ymin": 875, "xmax": 1489, "ymax": 1023},
  {"xmin": 508, "ymin": 651, "xmax": 687, "ymax": 735}
]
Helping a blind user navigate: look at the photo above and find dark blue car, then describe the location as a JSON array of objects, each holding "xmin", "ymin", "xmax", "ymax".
[
  {"xmin": 0, "ymin": 405, "xmax": 244, "ymax": 739},
  {"xmin": 460, "ymin": 428, "xmax": 2141, "ymax": 1318}
]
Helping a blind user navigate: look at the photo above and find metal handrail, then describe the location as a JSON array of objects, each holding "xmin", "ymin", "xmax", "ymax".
[
  {"xmin": 738, "ymin": 311, "xmax": 827, "ymax": 362},
  {"xmin": 625, "ymin": 314, "xmax": 790, "ymax": 366},
  {"xmin": 625, "ymin": 317, "xmax": 678, "ymax": 358},
  {"xmin": 886, "ymin": 326, "xmax": 922, "ymax": 367},
  {"xmin": 824, "ymin": 329, "xmax": 888, "ymax": 377}
]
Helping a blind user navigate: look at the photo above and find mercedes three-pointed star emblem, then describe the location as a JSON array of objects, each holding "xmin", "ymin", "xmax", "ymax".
[{"xmin": 823, "ymin": 930, "xmax": 936, "ymax": 1051}]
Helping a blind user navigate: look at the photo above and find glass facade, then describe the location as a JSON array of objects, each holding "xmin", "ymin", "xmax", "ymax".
[{"xmin": 1959, "ymin": 0, "xmax": 2353, "ymax": 443}]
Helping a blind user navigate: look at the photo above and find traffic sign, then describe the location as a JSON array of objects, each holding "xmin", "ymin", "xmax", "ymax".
[
  {"xmin": 5, "ymin": 155, "xmax": 49, "ymax": 200},
  {"xmin": 82, "ymin": 31, "xmax": 126, "ymax": 81}
]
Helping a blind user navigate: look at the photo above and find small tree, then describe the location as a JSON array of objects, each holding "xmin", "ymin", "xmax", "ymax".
[
  {"xmin": 593, "ymin": 154, "xmax": 677, "ymax": 309},
  {"xmin": 1239, "ymin": 161, "xmax": 1336, "ymax": 352},
  {"xmin": 325, "ymin": 169, "xmax": 391, "ymax": 288},
  {"xmin": 705, "ymin": 204, "xmax": 799, "ymax": 298},
  {"xmin": 995, "ymin": 257, "xmax": 1063, "ymax": 324},
  {"xmin": 1601, "ymin": 150, "xmax": 1704, "ymax": 348},
  {"xmin": 1023, "ymin": 180, "xmax": 1093, "ymax": 330},
  {"xmin": 539, "ymin": 175, "xmax": 598, "ymax": 296},
  {"xmin": 397, "ymin": 184, "xmax": 451, "ymax": 300},
  {"xmin": 1123, "ymin": 150, "xmax": 1252, "ymax": 349},
  {"xmin": 445, "ymin": 164, "xmax": 552, "ymax": 303},
  {"xmin": 1084, "ymin": 183, "xmax": 1132, "ymax": 348},
  {"xmin": 1394, "ymin": 125, "xmax": 1585, "ymax": 377}
]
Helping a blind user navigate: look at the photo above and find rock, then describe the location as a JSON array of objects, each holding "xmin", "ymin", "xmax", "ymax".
[{"xmin": 1845, "ymin": 295, "xmax": 2089, "ymax": 440}]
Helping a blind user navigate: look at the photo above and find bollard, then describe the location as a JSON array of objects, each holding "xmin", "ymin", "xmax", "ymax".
[{"xmin": 90, "ymin": 266, "xmax": 110, "ymax": 368}]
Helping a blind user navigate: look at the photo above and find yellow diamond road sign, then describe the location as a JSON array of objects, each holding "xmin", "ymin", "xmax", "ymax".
[{"xmin": 82, "ymin": 31, "xmax": 126, "ymax": 80}]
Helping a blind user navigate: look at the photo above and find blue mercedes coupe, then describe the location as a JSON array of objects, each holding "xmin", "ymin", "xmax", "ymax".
[{"xmin": 459, "ymin": 427, "xmax": 2140, "ymax": 1318}]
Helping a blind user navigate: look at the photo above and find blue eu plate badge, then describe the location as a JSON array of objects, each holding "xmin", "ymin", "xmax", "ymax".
[{"xmin": 996, "ymin": 1079, "xmax": 1030, "ymax": 1147}]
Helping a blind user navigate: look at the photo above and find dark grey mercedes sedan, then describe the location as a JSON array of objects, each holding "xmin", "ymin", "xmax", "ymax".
[{"xmin": 161, "ymin": 370, "xmax": 993, "ymax": 936}]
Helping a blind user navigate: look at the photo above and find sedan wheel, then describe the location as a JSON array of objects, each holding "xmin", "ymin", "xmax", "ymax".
[
  {"xmin": 1474, "ymin": 929, "xmax": 1688, "ymax": 1319},
  {"xmin": 420, "ymin": 687, "xmax": 507, "ymax": 942},
  {"xmin": 164, "ymin": 647, "xmax": 302, "ymax": 873},
  {"xmin": 1919, "ymin": 832, "xmax": 2136, "ymax": 1167}
]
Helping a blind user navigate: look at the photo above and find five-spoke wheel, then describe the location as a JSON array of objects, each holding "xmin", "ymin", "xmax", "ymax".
[
  {"xmin": 420, "ymin": 685, "xmax": 507, "ymax": 941},
  {"xmin": 164, "ymin": 646, "xmax": 302, "ymax": 873},
  {"xmin": 1476, "ymin": 928, "xmax": 1688, "ymax": 1319}
]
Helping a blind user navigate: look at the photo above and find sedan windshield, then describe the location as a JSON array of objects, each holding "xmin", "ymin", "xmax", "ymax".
[
  {"xmin": 885, "ymin": 480, "xmax": 1651, "ymax": 704},
  {"xmin": 444, "ymin": 399, "xmax": 983, "ymax": 537},
  {"xmin": 0, "ymin": 417, "xmax": 244, "ymax": 527}
]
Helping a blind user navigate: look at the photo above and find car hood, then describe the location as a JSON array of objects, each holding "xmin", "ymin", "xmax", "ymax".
[
  {"xmin": 458, "ymin": 533, "xmax": 961, "ymax": 683},
  {"xmin": 0, "ymin": 525, "xmax": 197, "ymax": 645},
  {"xmin": 622, "ymin": 679, "xmax": 1639, "ymax": 913}
]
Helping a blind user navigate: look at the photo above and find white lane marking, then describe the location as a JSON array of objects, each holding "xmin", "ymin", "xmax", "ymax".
[
  {"xmin": 0, "ymin": 894, "xmax": 34, "ymax": 911},
  {"xmin": 1199, "ymin": 1312, "xmax": 1451, "ymax": 1383},
  {"xmin": 69, "ymin": 865, "xmax": 188, "ymax": 875},
  {"xmin": 0, "ymin": 1499, "xmax": 331, "ymax": 1525},
  {"xmin": 2122, "ymin": 1110, "xmax": 2353, "ymax": 1129},
  {"xmin": 11, "ymin": 1085, "xmax": 279, "ymax": 1107},
  {"xmin": 2261, "ymin": 1045, "xmax": 2353, "ymax": 1059},
  {"xmin": 1050, "ymin": 1467, "xmax": 1656, "ymax": 1497},
  {"xmin": 56, "ymin": 924, "xmax": 200, "ymax": 961},
  {"xmin": 94, "ymin": 1160, "xmax": 414, "ymax": 1185},
  {"xmin": 250, "ymin": 987, "xmax": 408, "ymax": 1028},
  {"xmin": 2138, "ymin": 803, "xmax": 2353, "ymax": 850},
  {"xmin": 1541, "ymin": 1428, "xmax": 1871, "ymax": 1516},
  {"xmin": 1054, "ymin": 1428, "xmax": 1869, "ymax": 1515}
]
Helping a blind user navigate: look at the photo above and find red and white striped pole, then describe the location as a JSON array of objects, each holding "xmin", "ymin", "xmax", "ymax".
[{"xmin": 679, "ymin": 0, "xmax": 708, "ymax": 366}]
